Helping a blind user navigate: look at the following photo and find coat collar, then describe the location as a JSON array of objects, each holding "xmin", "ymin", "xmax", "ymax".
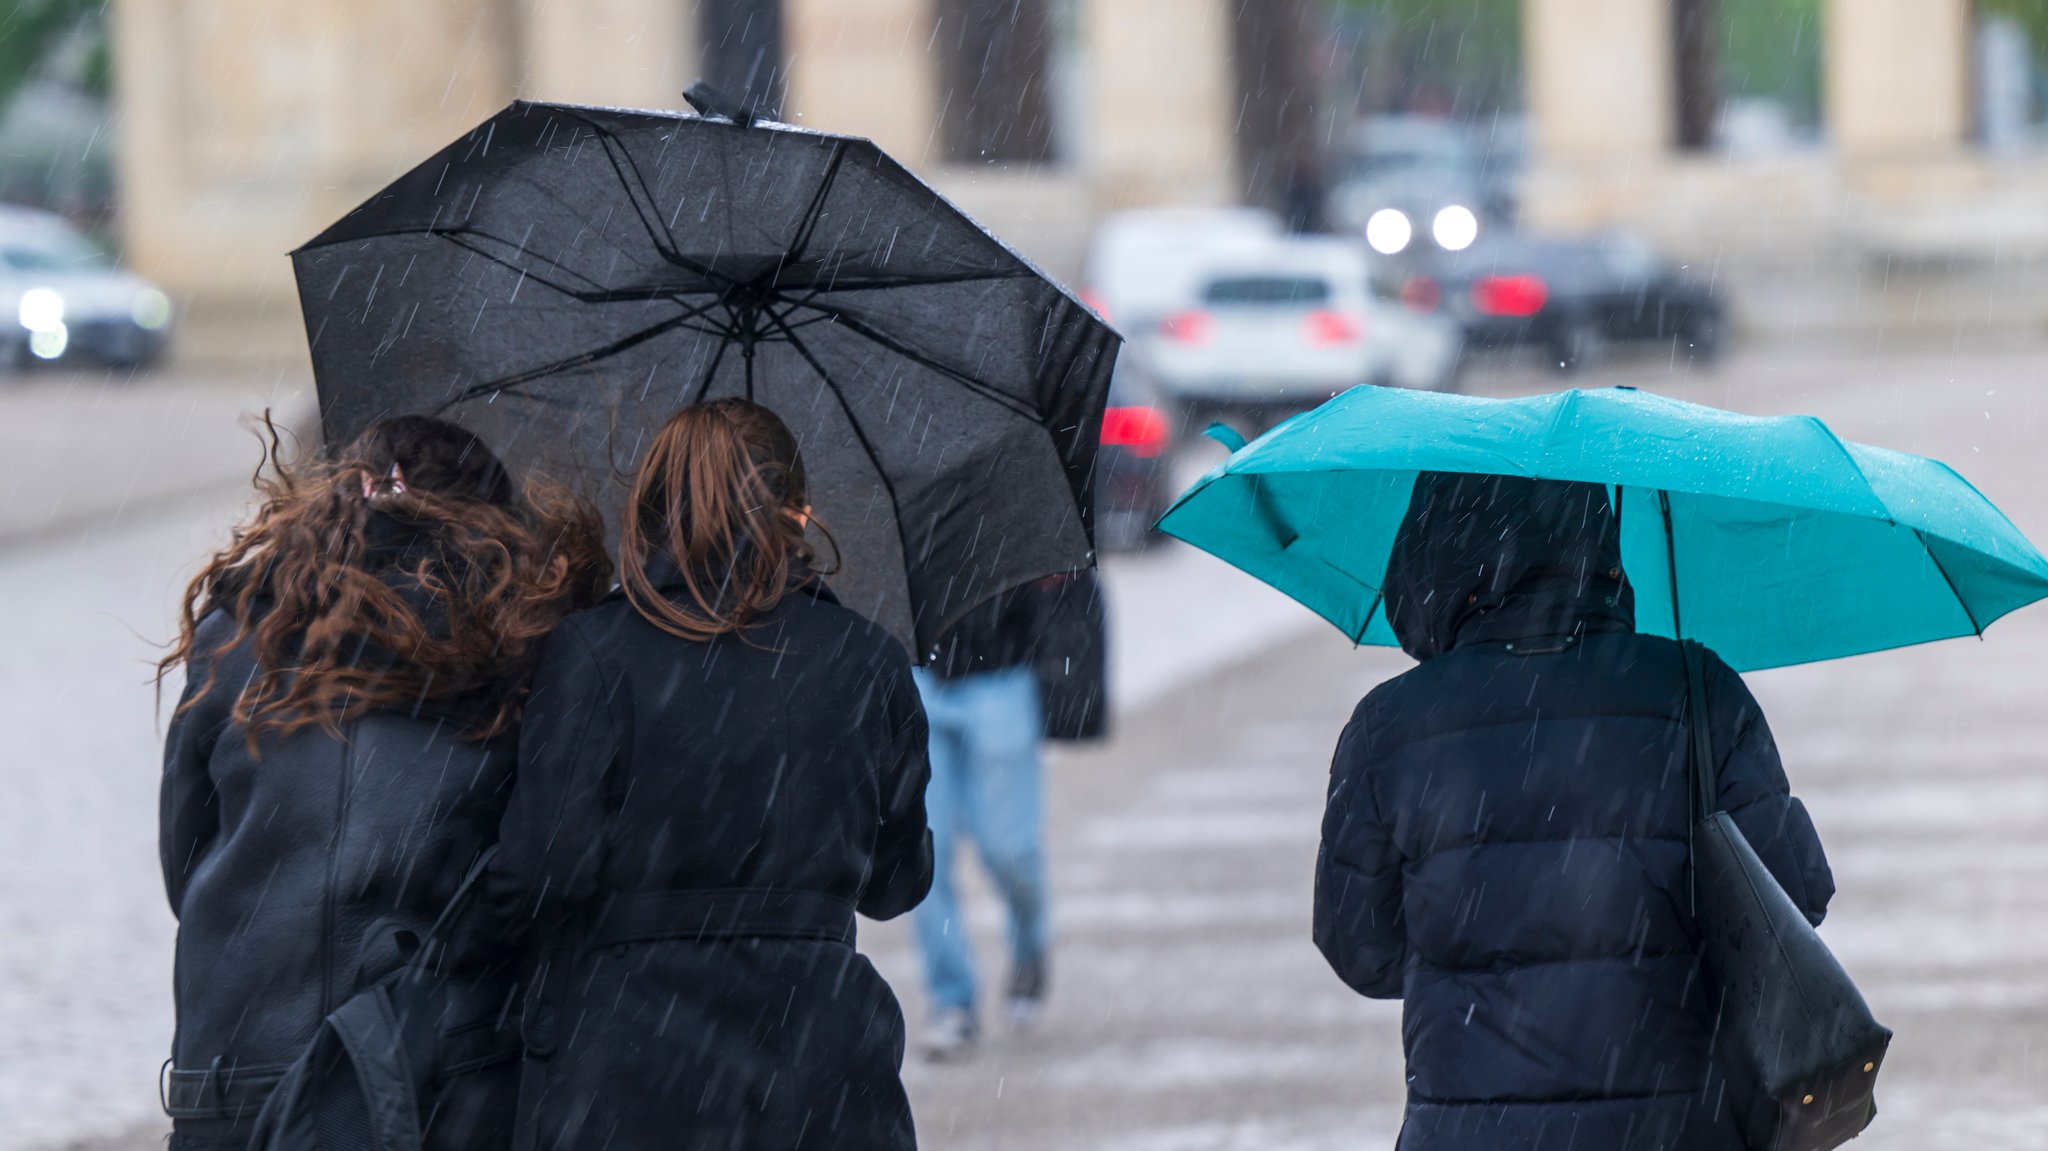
[{"xmin": 630, "ymin": 551, "xmax": 836, "ymax": 607}]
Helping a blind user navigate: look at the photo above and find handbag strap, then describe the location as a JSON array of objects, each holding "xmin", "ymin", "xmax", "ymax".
[
  {"xmin": 1679, "ymin": 639, "xmax": 1718, "ymax": 917},
  {"xmin": 1680, "ymin": 640, "xmax": 1718, "ymax": 822}
]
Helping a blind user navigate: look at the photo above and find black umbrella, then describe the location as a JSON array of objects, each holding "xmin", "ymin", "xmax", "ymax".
[{"xmin": 292, "ymin": 94, "xmax": 1118, "ymax": 657}]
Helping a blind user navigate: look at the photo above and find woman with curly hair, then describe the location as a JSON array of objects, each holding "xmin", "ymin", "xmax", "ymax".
[{"xmin": 156, "ymin": 414, "xmax": 610, "ymax": 1151}]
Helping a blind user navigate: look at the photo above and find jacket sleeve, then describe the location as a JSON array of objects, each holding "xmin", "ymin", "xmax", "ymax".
[
  {"xmin": 858, "ymin": 658, "xmax": 933, "ymax": 921},
  {"xmin": 160, "ymin": 616, "xmax": 234, "ymax": 918},
  {"xmin": 1710, "ymin": 656, "xmax": 1835, "ymax": 927},
  {"xmin": 1313, "ymin": 696, "xmax": 1407, "ymax": 999},
  {"xmin": 487, "ymin": 621, "xmax": 619, "ymax": 935}
]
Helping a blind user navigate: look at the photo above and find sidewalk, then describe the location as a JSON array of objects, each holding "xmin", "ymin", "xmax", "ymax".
[
  {"xmin": 0, "ymin": 366, "xmax": 315, "ymax": 548},
  {"xmin": 18, "ymin": 342, "xmax": 2048, "ymax": 1150},
  {"xmin": 868, "ymin": 607, "xmax": 2048, "ymax": 1149}
]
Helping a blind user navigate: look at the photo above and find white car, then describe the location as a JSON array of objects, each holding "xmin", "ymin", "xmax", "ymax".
[
  {"xmin": 1140, "ymin": 237, "xmax": 1461, "ymax": 418},
  {"xmin": 1082, "ymin": 206, "xmax": 1284, "ymax": 335},
  {"xmin": 0, "ymin": 205, "xmax": 172, "ymax": 370}
]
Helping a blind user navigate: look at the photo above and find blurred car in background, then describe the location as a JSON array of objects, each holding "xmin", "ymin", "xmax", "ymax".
[
  {"xmin": 0, "ymin": 205, "xmax": 172, "ymax": 371},
  {"xmin": 1082, "ymin": 206, "xmax": 1283, "ymax": 335},
  {"xmin": 1141, "ymin": 236, "xmax": 1462, "ymax": 429},
  {"xmin": 1326, "ymin": 115, "xmax": 1511, "ymax": 257},
  {"xmin": 1092, "ymin": 357, "xmax": 1176, "ymax": 552},
  {"xmin": 1407, "ymin": 231, "xmax": 1725, "ymax": 373}
]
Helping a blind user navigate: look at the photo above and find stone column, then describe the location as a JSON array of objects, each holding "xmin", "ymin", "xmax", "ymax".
[
  {"xmin": 111, "ymin": 0, "xmax": 517, "ymax": 327},
  {"xmin": 1825, "ymin": 0, "xmax": 1971, "ymax": 157},
  {"xmin": 520, "ymin": 0, "xmax": 696, "ymax": 110},
  {"xmin": 1523, "ymin": 0, "xmax": 1673, "ymax": 160},
  {"xmin": 1086, "ymin": 0, "xmax": 1235, "ymax": 208},
  {"xmin": 782, "ymin": 0, "xmax": 939, "ymax": 167}
]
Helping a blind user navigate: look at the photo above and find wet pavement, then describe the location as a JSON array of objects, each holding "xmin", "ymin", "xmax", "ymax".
[{"xmin": 8, "ymin": 341, "xmax": 2048, "ymax": 1149}]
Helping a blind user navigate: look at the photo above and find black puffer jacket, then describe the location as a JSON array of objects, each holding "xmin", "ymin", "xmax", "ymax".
[
  {"xmin": 160, "ymin": 526, "xmax": 522, "ymax": 1149},
  {"xmin": 488, "ymin": 572, "xmax": 932, "ymax": 1151},
  {"xmin": 1314, "ymin": 475, "xmax": 1835, "ymax": 1151}
]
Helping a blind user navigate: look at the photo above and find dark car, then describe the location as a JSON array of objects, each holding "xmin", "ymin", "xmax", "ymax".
[
  {"xmin": 1093, "ymin": 358, "xmax": 1175, "ymax": 552},
  {"xmin": 1405, "ymin": 233, "xmax": 1724, "ymax": 373}
]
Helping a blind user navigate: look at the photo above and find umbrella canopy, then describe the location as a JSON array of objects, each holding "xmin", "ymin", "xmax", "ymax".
[
  {"xmin": 1157, "ymin": 385, "xmax": 2048, "ymax": 670},
  {"xmin": 293, "ymin": 99, "xmax": 1117, "ymax": 657}
]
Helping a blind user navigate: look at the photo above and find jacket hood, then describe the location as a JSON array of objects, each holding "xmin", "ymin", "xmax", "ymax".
[{"xmin": 1383, "ymin": 472, "xmax": 1633, "ymax": 661}]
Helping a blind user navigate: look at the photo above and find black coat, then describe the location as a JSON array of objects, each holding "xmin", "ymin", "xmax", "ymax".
[
  {"xmin": 160, "ymin": 613, "xmax": 520, "ymax": 1149},
  {"xmin": 925, "ymin": 570, "xmax": 1109, "ymax": 741},
  {"xmin": 488, "ymin": 576, "xmax": 933, "ymax": 1151},
  {"xmin": 1314, "ymin": 475, "xmax": 1834, "ymax": 1151}
]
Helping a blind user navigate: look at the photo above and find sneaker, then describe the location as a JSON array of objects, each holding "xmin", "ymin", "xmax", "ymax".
[
  {"xmin": 1005, "ymin": 955, "xmax": 1050, "ymax": 1032},
  {"xmin": 919, "ymin": 1006, "xmax": 978, "ymax": 1062}
]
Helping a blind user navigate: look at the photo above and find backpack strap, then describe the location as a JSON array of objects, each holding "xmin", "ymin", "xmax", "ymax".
[
  {"xmin": 246, "ymin": 983, "xmax": 426, "ymax": 1151},
  {"xmin": 412, "ymin": 845, "xmax": 498, "ymax": 973},
  {"xmin": 325, "ymin": 985, "xmax": 427, "ymax": 1151}
]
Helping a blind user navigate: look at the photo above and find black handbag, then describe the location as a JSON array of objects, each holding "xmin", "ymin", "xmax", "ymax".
[
  {"xmin": 1031, "ymin": 568, "xmax": 1109, "ymax": 742},
  {"xmin": 1680, "ymin": 641, "xmax": 1890, "ymax": 1151}
]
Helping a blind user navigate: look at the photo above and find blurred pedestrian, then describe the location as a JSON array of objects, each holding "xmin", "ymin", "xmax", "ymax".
[
  {"xmin": 913, "ymin": 570, "xmax": 1106, "ymax": 1060},
  {"xmin": 1313, "ymin": 473, "xmax": 1835, "ymax": 1150},
  {"xmin": 156, "ymin": 416, "xmax": 609, "ymax": 1151},
  {"xmin": 488, "ymin": 399, "xmax": 933, "ymax": 1150}
]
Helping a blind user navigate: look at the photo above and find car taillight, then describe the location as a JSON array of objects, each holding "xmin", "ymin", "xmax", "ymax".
[
  {"xmin": 1471, "ymin": 274, "xmax": 1549, "ymax": 317},
  {"xmin": 1401, "ymin": 277, "xmax": 1443, "ymax": 313},
  {"xmin": 1080, "ymin": 288, "xmax": 1113, "ymax": 326},
  {"xmin": 1159, "ymin": 310, "xmax": 1215, "ymax": 345},
  {"xmin": 1303, "ymin": 309, "xmax": 1364, "ymax": 346},
  {"xmin": 1100, "ymin": 406, "xmax": 1170, "ymax": 458}
]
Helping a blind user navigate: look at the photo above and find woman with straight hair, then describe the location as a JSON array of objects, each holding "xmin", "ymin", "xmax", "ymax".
[
  {"xmin": 490, "ymin": 398, "xmax": 933, "ymax": 1150},
  {"xmin": 158, "ymin": 415, "xmax": 610, "ymax": 1150}
]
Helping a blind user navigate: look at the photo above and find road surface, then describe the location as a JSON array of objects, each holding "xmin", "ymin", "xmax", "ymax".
[{"xmin": 6, "ymin": 341, "xmax": 2047, "ymax": 1149}]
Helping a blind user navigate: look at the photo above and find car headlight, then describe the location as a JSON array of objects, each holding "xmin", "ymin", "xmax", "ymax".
[
  {"xmin": 1432, "ymin": 205, "xmax": 1479, "ymax": 252},
  {"xmin": 19, "ymin": 287, "xmax": 64, "ymax": 333},
  {"xmin": 1366, "ymin": 209, "xmax": 1412, "ymax": 255},
  {"xmin": 132, "ymin": 288, "xmax": 173, "ymax": 331},
  {"xmin": 29, "ymin": 326, "xmax": 68, "ymax": 360}
]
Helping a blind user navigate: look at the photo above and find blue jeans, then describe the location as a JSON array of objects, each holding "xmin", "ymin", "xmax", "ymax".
[{"xmin": 911, "ymin": 665, "xmax": 1050, "ymax": 1013}]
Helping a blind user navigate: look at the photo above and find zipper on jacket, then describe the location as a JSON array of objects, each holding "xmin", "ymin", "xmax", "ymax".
[{"xmin": 320, "ymin": 726, "xmax": 357, "ymax": 1016}]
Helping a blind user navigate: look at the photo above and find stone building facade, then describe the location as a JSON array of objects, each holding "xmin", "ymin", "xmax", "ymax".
[{"xmin": 111, "ymin": 0, "xmax": 2048, "ymax": 354}]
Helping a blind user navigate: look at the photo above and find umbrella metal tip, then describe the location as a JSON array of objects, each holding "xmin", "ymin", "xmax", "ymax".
[{"xmin": 684, "ymin": 80, "xmax": 758, "ymax": 127}]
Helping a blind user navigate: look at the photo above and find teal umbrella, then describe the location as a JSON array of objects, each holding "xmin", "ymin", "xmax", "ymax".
[{"xmin": 1156, "ymin": 386, "xmax": 2048, "ymax": 670}]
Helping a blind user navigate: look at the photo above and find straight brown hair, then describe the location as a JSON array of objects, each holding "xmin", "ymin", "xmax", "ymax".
[{"xmin": 618, "ymin": 398, "xmax": 831, "ymax": 641}]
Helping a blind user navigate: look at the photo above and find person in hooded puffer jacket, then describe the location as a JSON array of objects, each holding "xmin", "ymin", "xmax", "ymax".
[{"xmin": 1314, "ymin": 472, "xmax": 1835, "ymax": 1151}]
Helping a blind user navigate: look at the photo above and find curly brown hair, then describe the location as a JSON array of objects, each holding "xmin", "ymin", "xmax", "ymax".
[
  {"xmin": 159, "ymin": 414, "xmax": 612, "ymax": 747},
  {"xmin": 619, "ymin": 398, "xmax": 835, "ymax": 642}
]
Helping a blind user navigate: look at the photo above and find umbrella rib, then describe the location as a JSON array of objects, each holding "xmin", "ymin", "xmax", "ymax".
[
  {"xmin": 1354, "ymin": 591, "xmax": 1384, "ymax": 645},
  {"xmin": 437, "ymin": 230, "xmax": 673, "ymax": 304},
  {"xmin": 1912, "ymin": 529, "xmax": 1985, "ymax": 637},
  {"xmin": 689, "ymin": 332, "xmax": 734, "ymax": 406},
  {"xmin": 785, "ymin": 142, "xmax": 849, "ymax": 264},
  {"xmin": 764, "ymin": 309, "xmax": 922, "ymax": 641},
  {"xmin": 1658, "ymin": 489, "xmax": 1684, "ymax": 640},
  {"xmin": 585, "ymin": 118, "xmax": 694, "ymax": 274},
  {"xmin": 565, "ymin": 111, "xmax": 744, "ymax": 288},
  {"xmin": 311, "ymin": 224, "xmax": 730, "ymax": 304},
  {"xmin": 791, "ymin": 268, "xmax": 1036, "ymax": 294},
  {"xmin": 432, "ymin": 302, "xmax": 722, "ymax": 410},
  {"xmin": 787, "ymin": 303, "xmax": 1039, "ymax": 421}
]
